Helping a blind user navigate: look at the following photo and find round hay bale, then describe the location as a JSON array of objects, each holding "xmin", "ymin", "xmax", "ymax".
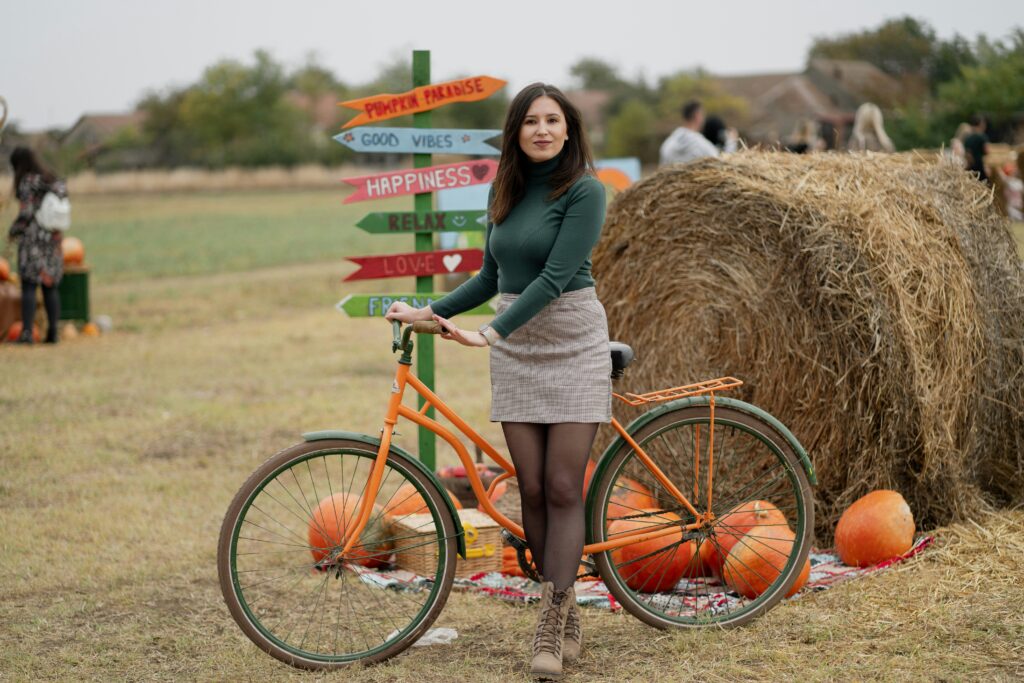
[{"xmin": 594, "ymin": 151, "xmax": 1024, "ymax": 538}]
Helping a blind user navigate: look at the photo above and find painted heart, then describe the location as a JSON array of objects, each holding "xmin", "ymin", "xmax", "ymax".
[
  {"xmin": 442, "ymin": 254, "xmax": 463, "ymax": 272},
  {"xmin": 471, "ymin": 163, "xmax": 489, "ymax": 180},
  {"xmin": 451, "ymin": 215, "xmax": 466, "ymax": 227}
]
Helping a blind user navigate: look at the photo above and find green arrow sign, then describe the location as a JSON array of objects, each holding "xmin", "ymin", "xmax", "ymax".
[
  {"xmin": 356, "ymin": 210, "xmax": 487, "ymax": 234},
  {"xmin": 336, "ymin": 293, "xmax": 495, "ymax": 318}
]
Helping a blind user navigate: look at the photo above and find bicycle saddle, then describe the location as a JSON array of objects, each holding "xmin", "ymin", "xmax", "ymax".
[{"xmin": 609, "ymin": 341, "xmax": 635, "ymax": 379}]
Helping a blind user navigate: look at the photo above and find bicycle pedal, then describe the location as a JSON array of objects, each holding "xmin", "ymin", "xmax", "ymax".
[{"xmin": 500, "ymin": 528, "xmax": 527, "ymax": 551}]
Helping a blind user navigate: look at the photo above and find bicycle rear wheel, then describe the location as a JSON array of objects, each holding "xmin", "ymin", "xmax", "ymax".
[
  {"xmin": 218, "ymin": 438, "xmax": 459, "ymax": 669},
  {"xmin": 590, "ymin": 400, "xmax": 814, "ymax": 628}
]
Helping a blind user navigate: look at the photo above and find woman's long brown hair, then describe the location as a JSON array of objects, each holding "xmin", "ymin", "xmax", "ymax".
[{"xmin": 490, "ymin": 83, "xmax": 595, "ymax": 225}]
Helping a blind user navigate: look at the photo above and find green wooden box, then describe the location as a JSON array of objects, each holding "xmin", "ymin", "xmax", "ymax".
[{"xmin": 59, "ymin": 266, "xmax": 90, "ymax": 322}]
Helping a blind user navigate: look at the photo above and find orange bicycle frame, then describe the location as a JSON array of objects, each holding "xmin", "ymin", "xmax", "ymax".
[{"xmin": 340, "ymin": 331, "xmax": 743, "ymax": 560}]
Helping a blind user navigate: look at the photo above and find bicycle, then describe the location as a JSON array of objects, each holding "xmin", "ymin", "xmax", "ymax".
[{"xmin": 217, "ymin": 320, "xmax": 816, "ymax": 670}]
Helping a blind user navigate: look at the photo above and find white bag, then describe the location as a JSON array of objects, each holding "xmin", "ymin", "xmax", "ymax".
[{"xmin": 37, "ymin": 191, "xmax": 71, "ymax": 232}]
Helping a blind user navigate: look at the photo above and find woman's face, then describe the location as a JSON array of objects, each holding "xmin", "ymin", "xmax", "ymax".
[{"xmin": 518, "ymin": 96, "xmax": 568, "ymax": 163}]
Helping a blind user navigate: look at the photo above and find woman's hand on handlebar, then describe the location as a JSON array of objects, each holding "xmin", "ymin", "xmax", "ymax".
[
  {"xmin": 432, "ymin": 314, "xmax": 488, "ymax": 348},
  {"xmin": 384, "ymin": 301, "xmax": 433, "ymax": 323}
]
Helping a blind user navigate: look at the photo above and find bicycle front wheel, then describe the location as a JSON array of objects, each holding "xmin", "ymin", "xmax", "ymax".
[
  {"xmin": 590, "ymin": 401, "xmax": 814, "ymax": 629},
  {"xmin": 218, "ymin": 438, "xmax": 459, "ymax": 669}
]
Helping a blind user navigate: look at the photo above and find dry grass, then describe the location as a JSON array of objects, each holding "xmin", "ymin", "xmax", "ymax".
[
  {"xmin": 2, "ymin": 189, "xmax": 1022, "ymax": 681},
  {"xmin": 594, "ymin": 152, "xmax": 1024, "ymax": 540}
]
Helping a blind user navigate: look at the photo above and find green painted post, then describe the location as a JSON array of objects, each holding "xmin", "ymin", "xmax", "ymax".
[{"xmin": 413, "ymin": 49, "xmax": 436, "ymax": 471}]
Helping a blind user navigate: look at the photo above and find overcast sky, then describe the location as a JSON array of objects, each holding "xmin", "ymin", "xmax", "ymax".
[{"xmin": 2, "ymin": 0, "xmax": 1021, "ymax": 131}]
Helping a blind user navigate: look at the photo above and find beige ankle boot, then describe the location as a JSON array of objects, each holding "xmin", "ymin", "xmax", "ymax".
[
  {"xmin": 531, "ymin": 581, "xmax": 572, "ymax": 680},
  {"xmin": 562, "ymin": 597, "xmax": 582, "ymax": 664}
]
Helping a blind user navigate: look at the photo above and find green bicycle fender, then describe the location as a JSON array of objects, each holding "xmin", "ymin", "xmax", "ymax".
[
  {"xmin": 302, "ymin": 430, "xmax": 467, "ymax": 559},
  {"xmin": 583, "ymin": 396, "xmax": 816, "ymax": 542}
]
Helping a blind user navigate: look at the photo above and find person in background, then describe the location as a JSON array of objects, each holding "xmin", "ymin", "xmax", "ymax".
[
  {"xmin": 701, "ymin": 114, "xmax": 739, "ymax": 153},
  {"xmin": 785, "ymin": 119, "xmax": 824, "ymax": 154},
  {"xmin": 963, "ymin": 114, "xmax": 991, "ymax": 184},
  {"xmin": 659, "ymin": 100, "xmax": 720, "ymax": 166},
  {"xmin": 847, "ymin": 103, "xmax": 895, "ymax": 153},
  {"xmin": 7, "ymin": 147, "xmax": 66, "ymax": 344},
  {"xmin": 947, "ymin": 122, "xmax": 972, "ymax": 168}
]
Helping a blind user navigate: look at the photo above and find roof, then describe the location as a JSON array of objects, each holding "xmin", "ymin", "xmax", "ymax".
[
  {"xmin": 62, "ymin": 111, "xmax": 147, "ymax": 147},
  {"xmin": 565, "ymin": 90, "xmax": 612, "ymax": 128}
]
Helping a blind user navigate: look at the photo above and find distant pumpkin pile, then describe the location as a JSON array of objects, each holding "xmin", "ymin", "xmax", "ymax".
[{"xmin": 0, "ymin": 238, "xmax": 102, "ymax": 342}]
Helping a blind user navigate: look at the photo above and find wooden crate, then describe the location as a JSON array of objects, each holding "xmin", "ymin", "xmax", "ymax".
[{"xmin": 390, "ymin": 508, "xmax": 502, "ymax": 578}]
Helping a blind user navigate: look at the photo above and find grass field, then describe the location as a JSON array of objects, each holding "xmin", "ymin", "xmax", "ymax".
[{"xmin": 2, "ymin": 191, "xmax": 1023, "ymax": 681}]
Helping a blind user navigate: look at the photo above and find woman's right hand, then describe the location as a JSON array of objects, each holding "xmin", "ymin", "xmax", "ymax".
[{"xmin": 384, "ymin": 301, "xmax": 433, "ymax": 323}]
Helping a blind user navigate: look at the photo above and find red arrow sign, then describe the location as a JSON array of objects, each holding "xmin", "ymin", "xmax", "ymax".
[
  {"xmin": 344, "ymin": 248, "xmax": 484, "ymax": 281},
  {"xmin": 342, "ymin": 159, "xmax": 497, "ymax": 204},
  {"xmin": 339, "ymin": 76, "xmax": 506, "ymax": 128}
]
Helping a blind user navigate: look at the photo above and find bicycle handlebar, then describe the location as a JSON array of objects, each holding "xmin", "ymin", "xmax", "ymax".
[{"xmin": 391, "ymin": 319, "xmax": 446, "ymax": 353}]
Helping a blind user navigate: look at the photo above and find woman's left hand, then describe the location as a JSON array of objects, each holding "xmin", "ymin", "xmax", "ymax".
[{"xmin": 432, "ymin": 314, "xmax": 488, "ymax": 348}]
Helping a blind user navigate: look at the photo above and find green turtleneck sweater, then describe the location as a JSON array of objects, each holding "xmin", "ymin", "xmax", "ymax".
[{"xmin": 431, "ymin": 152, "xmax": 606, "ymax": 338}]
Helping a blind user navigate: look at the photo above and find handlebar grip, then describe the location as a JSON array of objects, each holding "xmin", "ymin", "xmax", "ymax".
[
  {"xmin": 391, "ymin": 320, "xmax": 402, "ymax": 351},
  {"xmin": 412, "ymin": 320, "xmax": 444, "ymax": 334}
]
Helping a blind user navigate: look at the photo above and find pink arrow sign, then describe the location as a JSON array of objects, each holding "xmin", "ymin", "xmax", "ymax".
[
  {"xmin": 342, "ymin": 159, "xmax": 497, "ymax": 204},
  {"xmin": 344, "ymin": 248, "xmax": 484, "ymax": 281}
]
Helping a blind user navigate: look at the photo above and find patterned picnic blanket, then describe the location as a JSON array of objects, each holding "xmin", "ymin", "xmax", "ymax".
[{"xmin": 350, "ymin": 536, "xmax": 935, "ymax": 612}]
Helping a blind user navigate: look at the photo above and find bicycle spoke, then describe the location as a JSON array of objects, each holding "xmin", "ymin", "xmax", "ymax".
[{"xmin": 594, "ymin": 406, "xmax": 811, "ymax": 627}]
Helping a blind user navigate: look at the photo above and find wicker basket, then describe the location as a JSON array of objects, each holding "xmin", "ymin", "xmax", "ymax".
[{"xmin": 390, "ymin": 508, "xmax": 502, "ymax": 578}]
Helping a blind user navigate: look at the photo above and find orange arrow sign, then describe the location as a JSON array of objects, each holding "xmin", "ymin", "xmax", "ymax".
[{"xmin": 339, "ymin": 76, "xmax": 506, "ymax": 128}]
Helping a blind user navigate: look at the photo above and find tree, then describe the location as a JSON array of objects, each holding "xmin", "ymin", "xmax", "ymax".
[
  {"xmin": 809, "ymin": 16, "xmax": 977, "ymax": 92},
  {"xmin": 140, "ymin": 50, "xmax": 315, "ymax": 167},
  {"xmin": 655, "ymin": 70, "xmax": 748, "ymax": 125},
  {"xmin": 604, "ymin": 99, "xmax": 658, "ymax": 161},
  {"xmin": 934, "ymin": 30, "xmax": 1024, "ymax": 140},
  {"xmin": 887, "ymin": 30, "xmax": 1024, "ymax": 148},
  {"xmin": 570, "ymin": 58, "xmax": 628, "ymax": 91}
]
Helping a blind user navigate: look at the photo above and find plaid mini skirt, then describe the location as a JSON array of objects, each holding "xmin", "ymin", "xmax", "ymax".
[{"xmin": 489, "ymin": 286, "xmax": 613, "ymax": 423}]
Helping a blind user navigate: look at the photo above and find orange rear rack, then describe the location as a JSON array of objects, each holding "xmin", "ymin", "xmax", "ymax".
[{"xmin": 614, "ymin": 376, "xmax": 743, "ymax": 407}]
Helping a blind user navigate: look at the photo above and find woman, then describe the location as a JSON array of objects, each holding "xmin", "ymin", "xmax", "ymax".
[
  {"xmin": 385, "ymin": 82, "xmax": 609, "ymax": 680},
  {"xmin": 7, "ymin": 147, "xmax": 66, "ymax": 344},
  {"xmin": 847, "ymin": 102, "xmax": 895, "ymax": 153}
]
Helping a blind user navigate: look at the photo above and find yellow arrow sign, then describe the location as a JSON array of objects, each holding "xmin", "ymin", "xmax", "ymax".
[{"xmin": 339, "ymin": 76, "xmax": 506, "ymax": 128}]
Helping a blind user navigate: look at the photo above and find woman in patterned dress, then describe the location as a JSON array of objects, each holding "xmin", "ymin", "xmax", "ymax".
[{"xmin": 7, "ymin": 146, "xmax": 67, "ymax": 344}]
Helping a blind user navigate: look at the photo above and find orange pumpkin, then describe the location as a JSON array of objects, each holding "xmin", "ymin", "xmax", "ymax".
[
  {"xmin": 383, "ymin": 482, "xmax": 462, "ymax": 518},
  {"xmin": 608, "ymin": 509, "xmax": 698, "ymax": 593},
  {"xmin": 81, "ymin": 322, "xmax": 101, "ymax": 337},
  {"xmin": 62, "ymin": 236, "xmax": 84, "ymax": 265},
  {"xmin": 835, "ymin": 490, "xmax": 914, "ymax": 567},
  {"xmin": 606, "ymin": 478, "xmax": 658, "ymax": 520},
  {"xmin": 722, "ymin": 524, "xmax": 810, "ymax": 599},
  {"xmin": 699, "ymin": 500, "xmax": 789, "ymax": 578},
  {"xmin": 0, "ymin": 257, "xmax": 9, "ymax": 281},
  {"xmin": 6, "ymin": 321, "xmax": 41, "ymax": 342},
  {"xmin": 501, "ymin": 544, "xmax": 533, "ymax": 577},
  {"xmin": 488, "ymin": 479, "xmax": 508, "ymax": 502},
  {"xmin": 308, "ymin": 492, "xmax": 393, "ymax": 568}
]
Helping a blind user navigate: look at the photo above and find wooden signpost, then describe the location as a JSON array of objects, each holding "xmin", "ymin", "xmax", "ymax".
[
  {"xmin": 337, "ymin": 294, "xmax": 493, "ymax": 318},
  {"xmin": 356, "ymin": 210, "xmax": 487, "ymax": 234},
  {"xmin": 339, "ymin": 76, "xmax": 506, "ymax": 128},
  {"xmin": 336, "ymin": 51, "xmax": 503, "ymax": 470},
  {"xmin": 344, "ymin": 248, "xmax": 483, "ymax": 281},
  {"xmin": 334, "ymin": 127, "xmax": 501, "ymax": 155},
  {"xmin": 342, "ymin": 159, "xmax": 497, "ymax": 203}
]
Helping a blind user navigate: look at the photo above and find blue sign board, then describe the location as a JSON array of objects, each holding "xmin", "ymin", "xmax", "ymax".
[{"xmin": 334, "ymin": 127, "xmax": 501, "ymax": 155}]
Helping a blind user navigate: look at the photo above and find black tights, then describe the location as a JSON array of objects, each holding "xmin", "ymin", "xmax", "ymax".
[
  {"xmin": 501, "ymin": 422, "xmax": 599, "ymax": 590},
  {"xmin": 21, "ymin": 280, "xmax": 60, "ymax": 342}
]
